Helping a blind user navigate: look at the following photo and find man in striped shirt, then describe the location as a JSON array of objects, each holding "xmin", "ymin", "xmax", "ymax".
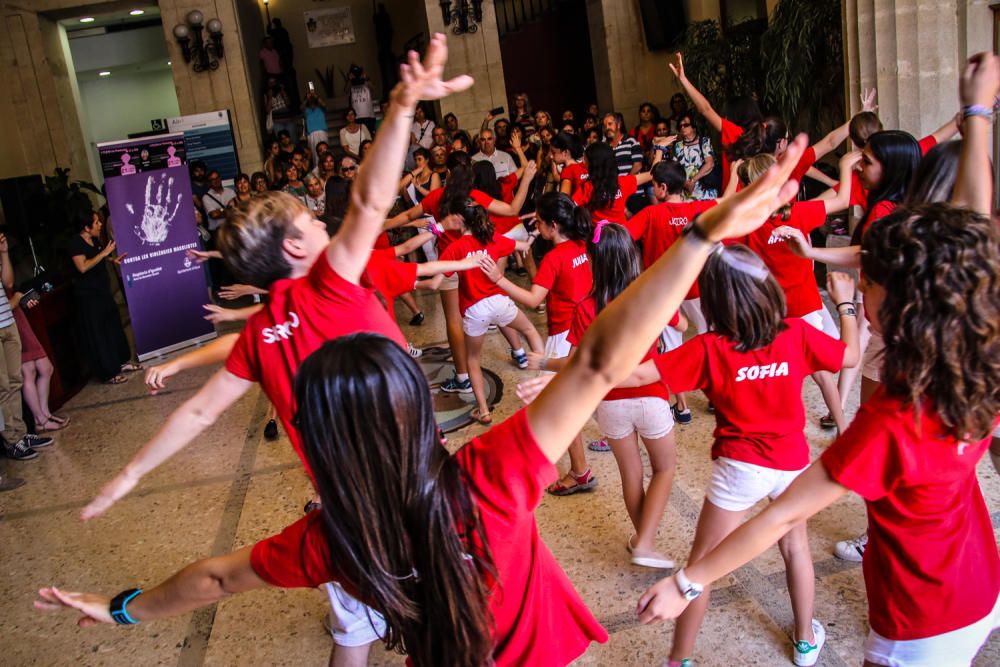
[
  {"xmin": 0, "ymin": 234, "xmax": 53, "ymax": 463},
  {"xmin": 603, "ymin": 112, "xmax": 643, "ymax": 175}
]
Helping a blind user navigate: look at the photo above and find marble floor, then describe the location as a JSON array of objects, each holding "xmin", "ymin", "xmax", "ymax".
[{"xmin": 1, "ymin": 286, "xmax": 998, "ymax": 667}]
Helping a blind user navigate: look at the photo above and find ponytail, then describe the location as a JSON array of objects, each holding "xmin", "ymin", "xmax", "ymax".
[
  {"xmin": 535, "ymin": 191, "xmax": 591, "ymax": 242},
  {"xmin": 460, "ymin": 203, "xmax": 494, "ymax": 245}
]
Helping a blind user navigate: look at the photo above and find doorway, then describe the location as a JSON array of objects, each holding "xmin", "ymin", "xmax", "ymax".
[{"xmin": 496, "ymin": 0, "xmax": 598, "ymax": 121}]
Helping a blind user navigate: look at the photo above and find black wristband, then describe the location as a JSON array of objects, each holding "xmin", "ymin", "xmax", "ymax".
[
  {"xmin": 835, "ymin": 301, "xmax": 855, "ymax": 309},
  {"xmin": 683, "ymin": 214, "xmax": 715, "ymax": 246},
  {"xmin": 109, "ymin": 588, "xmax": 143, "ymax": 625}
]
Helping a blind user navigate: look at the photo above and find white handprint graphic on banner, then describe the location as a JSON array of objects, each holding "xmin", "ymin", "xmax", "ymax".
[{"xmin": 134, "ymin": 173, "xmax": 182, "ymax": 245}]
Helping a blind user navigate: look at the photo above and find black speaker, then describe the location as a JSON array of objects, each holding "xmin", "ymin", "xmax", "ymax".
[
  {"xmin": 638, "ymin": 0, "xmax": 687, "ymax": 51},
  {"xmin": 0, "ymin": 175, "xmax": 44, "ymax": 235}
]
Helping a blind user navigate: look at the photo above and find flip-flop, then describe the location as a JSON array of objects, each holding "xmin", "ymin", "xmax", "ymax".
[
  {"xmin": 37, "ymin": 418, "xmax": 68, "ymax": 433},
  {"xmin": 105, "ymin": 374, "xmax": 129, "ymax": 385},
  {"xmin": 49, "ymin": 414, "xmax": 70, "ymax": 425},
  {"xmin": 470, "ymin": 407, "xmax": 492, "ymax": 425},
  {"xmin": 120, "ymin": 362, "xmax": 144, "ymax": 373}
]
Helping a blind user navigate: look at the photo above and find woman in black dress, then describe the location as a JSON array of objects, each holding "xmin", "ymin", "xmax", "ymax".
[{"xmin": 69, "ymin": 211, "xmax": 139, "ymax": 385}]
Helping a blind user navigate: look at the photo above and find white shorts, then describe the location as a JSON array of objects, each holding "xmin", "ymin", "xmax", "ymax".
[
  {"xmin": 863, "ymin": 329, "xmax": 885, "ymax": 382},
  {"xmin": 660, "ymin": 324, "xmax": 684, "ymax": 351},
  {"xmin": 800, "ymin": 306, "xmax": 839, "ymax": 337},
  {"xmin": 545, "ymin": 329, "xmax": 572, "ymax": 359},
  {"xmin": 503, "ymin": 223, "xmax": 530, "ymax": 242},
  {"xmin": 463, "ymin": 294, "xmax": 519, "ymax": 336},
  {"xmin": 863, "ymin": 592, "xmax": 1000, "ymax": 666},
  {"xmin": 596, "ymin": 396, "xmax": 675, "ymax": 440},
  {"xmin": 439, "ymin": 272, "xmax": 459, "ymax": 291},
  {"xmin": 707, "ymin": 457, "xmax": 806, "ymax": 512},
  {"xmin": 324, "ymin": 582, "xmax": 387, "ymax": 647},
  {"xmin": 681, "ymin": 298, "xmax": 708, "ymax": 335}
]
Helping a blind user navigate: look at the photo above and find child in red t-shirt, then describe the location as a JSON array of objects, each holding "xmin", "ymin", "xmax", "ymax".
[
  {"xmin": 622, "ymin": 245, "xmax": 859, "ymax": 667},
  {"xmin": 551, "ymin": 131, "xmax": 588, "ymax": 197},
  {"xmin": 439, "ymin": 202, "xmax": 542, "ymax": 424},
  {"xmin": 572, "ymin": 142, "xmax": 654, "ymax": 224},
  {"xmin": 636, "ymin": 200, "xmax": 1000, "ymax": 667}
]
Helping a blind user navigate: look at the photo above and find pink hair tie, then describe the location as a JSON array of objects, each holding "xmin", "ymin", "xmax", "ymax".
[{"xmin": 592, "ymin": 219, "xmax": 611, "ymax": 244}]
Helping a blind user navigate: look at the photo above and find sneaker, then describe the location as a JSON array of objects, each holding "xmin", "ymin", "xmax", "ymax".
[
  {"xmin": 793, "ymin": 619, "xmax": 826, "ymax": 666},
  {"xmin": 0, "ymin": 473, "xmax": 25, "ymax": 492},
  {"xmin": 24, "ymin": 433, "xmax": 53, "ymax": 449},
  {"xmin": 833, "ymin": 531, "xmax": 868, "ymax": 562},
  {"xmin": 264, "ymin": 419, "xmax": 279, "ymax": 441},
  {"xmin": 511, "ymin": 349, "xmax": 528, "ymax": 370},
  {"xmin": 440, "ymin": 375, "xmax": 473, "ymax": 394},
  {"xmin": 408, "ymin": 311, "xmax": 425, "ymax": 326},
  {"xmin": 5, "ymin": 438, "xmax": 39, "ymax": 461},
  {"xmin": 587, "ymin": 438, "xmax": 611, "ymax": 452},
  {"xmin": 671, "ymin": 403, "xmax": 693, "ymax": 425},
  {"xmin": 408, "ymin": 343, "xmax": 423, "ymax": 359}
]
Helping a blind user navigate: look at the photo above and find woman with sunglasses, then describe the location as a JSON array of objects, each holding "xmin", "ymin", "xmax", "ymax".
[{"xmin": 670, "ymin": 113, "xmax": 717, "ymax": 200}]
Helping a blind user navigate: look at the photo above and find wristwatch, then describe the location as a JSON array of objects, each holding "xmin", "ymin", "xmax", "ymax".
[{"xmin": 674, "ymin": 568, "xmax": 704, "ymax": 601}]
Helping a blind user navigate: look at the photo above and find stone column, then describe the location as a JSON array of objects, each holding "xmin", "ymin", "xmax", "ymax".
[
  {"xmin": 843, "ymin": 0, "xmax": 992, "ymax": 137},
  {"xmin": 422, "ymin": 0, "xmax": 507, "ymax": 132}
]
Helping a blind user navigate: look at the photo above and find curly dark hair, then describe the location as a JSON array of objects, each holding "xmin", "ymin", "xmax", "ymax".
[{"xmin": 861, "ymin": 203, "xmax": 1000, "ymax": 440}]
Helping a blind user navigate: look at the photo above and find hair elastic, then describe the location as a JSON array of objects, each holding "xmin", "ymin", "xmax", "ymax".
[
  {"xmin": 714, "ymin": 245, "xmax": 770, "ymax": 281},
  {"xmin": 592, "ymin": 219, "xmax": 611, "ymax": 244}
]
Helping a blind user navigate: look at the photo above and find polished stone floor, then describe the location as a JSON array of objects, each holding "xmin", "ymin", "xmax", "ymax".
[{"xmin": 2, "ymin": 286, "xmax": 998, "ymax": 667}]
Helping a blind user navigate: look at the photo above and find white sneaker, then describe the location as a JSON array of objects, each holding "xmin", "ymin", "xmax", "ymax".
[
  {"xmin": 833, "ymin": 531, "xmax": 868, "ymax": 562},
  {"xmin": 792, "ymin": 619, "xmax": 825, "ymax": 666},
  {"xmin": 407, "ymin": 343, "xmax": 423, "ymax": 359}
]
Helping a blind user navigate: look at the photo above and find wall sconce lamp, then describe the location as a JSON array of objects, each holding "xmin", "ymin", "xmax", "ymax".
[
  {"xmin": 439, "ymin": 0, "xmax": 484, "ymax": 35},
  {"xmin": 173, "ymin": 10, "xmax": 224, "ymax": 72}
]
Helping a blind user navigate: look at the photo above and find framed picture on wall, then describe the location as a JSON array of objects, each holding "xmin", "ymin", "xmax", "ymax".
[{"xmin": 304, "ymin": 7, "xmax": 356, "ymax": 48}]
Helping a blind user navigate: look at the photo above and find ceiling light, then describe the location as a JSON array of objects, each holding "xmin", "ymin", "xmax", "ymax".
[
  {"xmin": 99, "ymin": 71, "xmax": 111, "ymax": 76},
  {"xmin": 130, "ymin": 10, "xmax": 145, "ymax": 16},
  {"xmin": 80, "ymin": 17, "xmax": 95, "ymax": 23},
  {"xmin": 167, "ymin": 60, "xmax": 172, "ymax": 66}
]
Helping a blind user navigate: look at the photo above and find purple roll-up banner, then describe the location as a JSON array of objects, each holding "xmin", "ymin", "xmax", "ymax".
[{"xmin": 99, "ymin": 133, "xmax": 216, "ymax": 360}]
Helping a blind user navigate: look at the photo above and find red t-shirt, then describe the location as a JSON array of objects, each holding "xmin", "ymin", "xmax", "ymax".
[
  {"xmin": 560, "ymin": 162, "xmax": 588, "ymax": 196},
  {"xmin": 421, "ymin": 187, "xmax": 500, "ymax": 252},
  {"xmin": 498, "ymin": 173, "xmax": 518, "ymax": 204},
  {"xmin": 631, "ymin": 125, "xmax": 656, "ymax": 152},
  {"xmin": 226, "ymin": 255, "xmax": 407, "ymax": 474},
  {"xmin": 533, "ymin": 240, "xmax": 593, "ymax": 335},
  {"xmin": 789, "ymin": 146, "xmax": 817, "ymax": 184},
  {"xmin": 720, "ymin": 118, "xmax": 745, "ymax": 192},
  {"xmin": 250, "ymin": 409, "xmax": 608, "ymax": 665},
  {"xmin": 573, "ymin": 175, "xmax": 638, "ymax": 224},
  {"xmin": 568, "ymin": 297, "xmax": 673, "ymax": 402},
  {"xmin": 835, "ymin": 134, "xmax": 937, "ymax": 209},
  {"xmin": 741, "ymin": 201, "xmax": 827, "ymax": 317},
  {"xmin": 439, "ymin": 233, "xmax": 517, "ymax": 315},
  {"xmin": 653, "ymin": 319, "xmax": 844, "ymax": 470},
  {"xmin": 822, "ymin": 388, "xmax": 1000, "ymax": 640},
  {"xmin": 362, "ymin": 249, "xmax": 418, "ymax": 323},
  {"xmin": 626, "ymin": 199, "xmax": 717, "ymax": 299}
]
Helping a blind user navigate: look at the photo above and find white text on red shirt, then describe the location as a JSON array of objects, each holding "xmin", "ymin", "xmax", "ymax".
[
  {"xmin": 735, "ymin": 361, "xmax": 789, "ymax": 382},
  {"xmin": 262, "ymin": 311, "xmax": 301, "ymax": 344}
]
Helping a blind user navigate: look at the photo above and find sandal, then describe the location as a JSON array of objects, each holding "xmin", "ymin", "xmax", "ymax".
[
  {"xmin": 105, "ymin": 374, "xmax": 128, "ymax": 385},
  {"xmin": 819, "ymin": 413, "xmax": 837, "ymax": 429},
  {"xmin": 37, "ymin": 417, "xmax": 68, "ymax": 433},
  {"xmin": 120, "ymin": 362, "xmax": 144, "ymax": 373},
  {"xmin": 48, "ymin": 414, "xmax": 70, "ymax": 425},
  {"xmin": 546, "ymin": 468, "xmax": 598, "ymax": 496},
  {"xmin": 587, "ymin": 438, "xmax": 611, "ymax": 452},
  {"xmin": 470, "ymin": 407, "xmax": 493, "ymax": 425}
]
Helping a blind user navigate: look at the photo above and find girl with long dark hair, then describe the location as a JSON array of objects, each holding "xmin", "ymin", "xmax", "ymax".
[
  {"xmin": 386, "ymin": 154, "xmax": 537, "ymax": 394},
  {"xmin": 439, "ymin": 203, "xmax": 543, "ymax": 424},
  {"xmin": 574, "ymin": 142, "xmax": 654, "ymax": 224},
  {"xmin": 479, "ymin": 192, "xmax": 595, "ymax": 492},
  {"xmin": 552, "ymin": 131, "xmax": 587, "ymax": 197}
]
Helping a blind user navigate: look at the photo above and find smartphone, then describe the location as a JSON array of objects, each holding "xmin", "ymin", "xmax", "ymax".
[
  {"xmin": 489, "ymin": 106, "xmax": 505, "ymax": 116},
  {"xmin": 308, "ymin": 81, "xmax": 315, "ymax": 92},
  {"xmin": 19, "ymin": 288, "xmax": 37, "ymax": 308}
]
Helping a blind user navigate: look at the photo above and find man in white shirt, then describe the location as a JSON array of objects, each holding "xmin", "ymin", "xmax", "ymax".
[
  {"xmin": 201, "ymin": 171, "xmax": 237, "ymax": 232},
  {"xmin": 471, "ymin": 129, "xmax": 516, "ymax": 178}
]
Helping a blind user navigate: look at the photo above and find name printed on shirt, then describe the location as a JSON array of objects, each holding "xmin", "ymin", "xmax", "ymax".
[
  {"xmin": 735, "ymin": 361, "xmax": 789, "ymax": 382},
  {"xmin": 262, "ymin": 311, "xmax": 301, "ymax": 344},
  {"xmin": 767, "ymin": 231, "xmax": 787, "ymax": 245},
  {"xmin": 669, "ymin": 216, "xmax": 689, "ymax": 227},
  {"xmin": 571, "ymin": 254, "xmax": 589, "ymax": 269}
]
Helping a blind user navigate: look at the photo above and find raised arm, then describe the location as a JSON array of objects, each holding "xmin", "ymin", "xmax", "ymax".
[
  {"xmin": 669, "ymin": 53, "xmax": 722, "ymax": 132},
  {"xmin": 814, "ymin": 150, "xmax": 862, "ymax": 214},
  {"xmin": 326, "ymin": 34, "xmax": 473, "ymax": 283},
  {"xmin": 144, "ymin": 333, "xmax": 240, "ymax": 394},
  {"xmin": 810, "ymin": 89, "xmax": 877, "ymax": 160},
  {"xmin": 928, "ymin": 112, "xmax": 961, "ymax": 145},
  {"xmin": 81, "ymin": 368, "xmax": 254, "ymax": 520},
  {"xmin": 73, "ymin": 240, "xmax": 117, "ymax": 274},
  {"xmin": 525, "ymin": 135, "xmax": 810, "ymax": 463},
  {"xmin": 489, "ymin": 160, "xmax": 537, "ymax": 216},
  {"xmin": 953, "ymin": 52, "xmax": 999, "ymax": 215}
]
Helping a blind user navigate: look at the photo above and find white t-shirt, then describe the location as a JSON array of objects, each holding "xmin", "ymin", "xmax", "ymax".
[
  {"xmin": 350, "ymin": 85, "xmax": 374, "ymax": 119},
  {"xmin": 203, "ymin": 188, "xmax": 237, "ymax": 230},
  {"xmin": 412, "ymin": 120, "xmax": 436, "ymax": 149},
  {"xmin": 471, "ymin": 149, "xmax": 517, "ymax": 178},
  {"xmin": 339, "ymin": 125, "xmax": 372, "ymax": 157}
]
